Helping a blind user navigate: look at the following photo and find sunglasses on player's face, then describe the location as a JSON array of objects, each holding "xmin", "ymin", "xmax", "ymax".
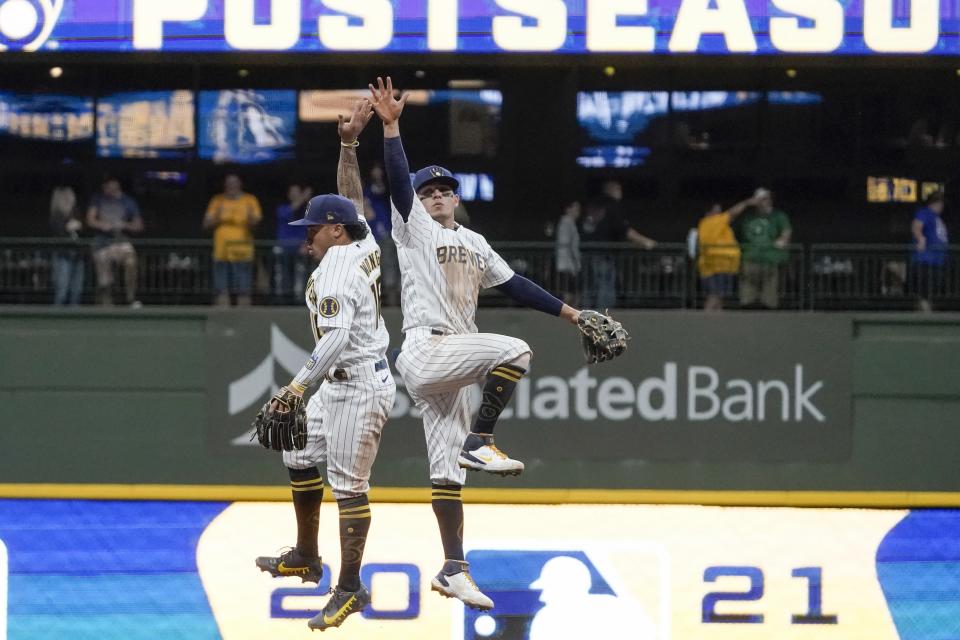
[{"xmin": 417, "ymin": 186, "xmax": 456, "ymax": 200}]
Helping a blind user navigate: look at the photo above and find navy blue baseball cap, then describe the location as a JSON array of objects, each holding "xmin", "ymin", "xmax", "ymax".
[
  {"xmin": 413, "ymin": 166, "xmax": 459, "ymax": 193},
  {"xmin": 289, "ymin": 194, "xmax": 360, "ymax": 227}
]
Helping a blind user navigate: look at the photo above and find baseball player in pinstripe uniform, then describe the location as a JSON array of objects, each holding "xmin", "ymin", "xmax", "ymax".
[
  {"xmin": 369, "ymin": 77, "xmax": 582, "ymax": 610},
  {"xmin": 255, "ymin": 101, "xmax": 395, "ymax": 631}
]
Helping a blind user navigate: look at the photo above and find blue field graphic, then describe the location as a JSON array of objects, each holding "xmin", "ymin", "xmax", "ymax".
[
  {"xmin": 0, "ymin": 499, "xmax": 228, "ymax": 640},
  {"xmin": 877, "ymin": 510, "xmax": 960, "ymax": 640}
]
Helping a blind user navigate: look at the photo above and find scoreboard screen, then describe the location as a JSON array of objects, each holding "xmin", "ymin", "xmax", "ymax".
[
  {"xmin": 198, "ymin": 90, "xmax": 296, "ymax": 164},
  {"xmin": 96, "ymin": 91, "xmax": 195, "ymax": 159},
  {"xmin": 0, "ymin": 93, "xmax": 93, "ymax": 143},
  {"xmin": 867, "ymin": 177, "xmax": 944, "ymax": 203}
]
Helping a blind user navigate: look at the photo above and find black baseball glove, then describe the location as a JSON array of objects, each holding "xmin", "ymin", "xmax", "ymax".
[
  {"xmin": 252, "ymin": 386, "xmax": 308, "ymax": 452},
  {"xmin": 577, "ymin": 309, "xmax": 630, "ymax": 364}
]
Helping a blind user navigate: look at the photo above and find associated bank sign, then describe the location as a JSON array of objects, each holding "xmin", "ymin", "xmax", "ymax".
[
  {"xmin": 208, "ymin": 312, "xmax": 853, "ymax": 464},
  {"xmin": 0, "ymin": 0, "xmax": 956, "ymax": 55},
  {"xmin": 497, "ymin": 364, "xmax": 826, "ymax": 424}
]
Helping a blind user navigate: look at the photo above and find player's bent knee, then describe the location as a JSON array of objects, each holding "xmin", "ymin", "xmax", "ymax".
[
  {"xmin": 507, "ymin": 351, "xmax": 532, "ymax": 370},
  {"xmin": 287, "ymin": 465, "xmax": 322, "ymax": 481},
  {"xmin": 332, "ymin": 489, "xmax": 367, "ymax": 501}
]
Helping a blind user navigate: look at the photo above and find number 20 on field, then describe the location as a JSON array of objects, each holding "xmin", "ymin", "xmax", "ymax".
[{"xmin": 702, "ymin": 566, "xmax": 838, "ymax": 625}]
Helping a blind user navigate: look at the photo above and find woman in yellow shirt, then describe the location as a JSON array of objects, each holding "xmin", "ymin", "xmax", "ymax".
[
  {"xmin": 697, "ymin": 195, "xmax": 756, "ymax": 311},
  {"xmin": 203, "ymin": 174, "xmax": 262, "ymax": 306}
]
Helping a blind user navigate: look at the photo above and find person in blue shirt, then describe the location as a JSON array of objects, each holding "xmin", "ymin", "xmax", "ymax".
[
  {"xmin": 86, "ymin": 176, "xmax": 143, "ymax": 307},
  {"xmin": 273, "ymin": 183, "xmax": 312, "ymax": 303},
  {"xmin": 911, "ymin": 192, "xmax": 949, "ymax": 312}
]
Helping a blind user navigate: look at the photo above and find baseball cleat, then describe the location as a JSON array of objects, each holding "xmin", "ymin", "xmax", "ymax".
[
  {"xmin": 307, "ymin": 584, "xmax": 371, "ymax": 631},
  {"xmin": 431, "ymin": 560, "xmax": 494, "ymax": 611},
  {"xmin": 255, "ymin": 548, "xmax": 323, "ymax": 584},
  {"xmin": 458, "ymin": 433, "xmax": 524, "ymax": 476}
]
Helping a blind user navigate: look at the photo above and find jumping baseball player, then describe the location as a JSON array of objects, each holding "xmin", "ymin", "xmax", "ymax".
[
  {"xmin": 254, "ymin": 100, "xmax": 395, "ymax": 631},
  {"xmin": 369, "ymin": 77, "xmax": 582, "ymax": 610}
]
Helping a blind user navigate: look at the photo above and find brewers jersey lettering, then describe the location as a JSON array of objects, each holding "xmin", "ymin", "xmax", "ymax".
[
  {"xmin": 392, "ymin": 197, "xmax": 530, "ymax": 484},
  {"xmin": 284, "ymin": 226, "xmax": 396, "ymax": 499},
  {"xmin": 393, "ymin": 196, "xmax": 514, "ymax": 334}
]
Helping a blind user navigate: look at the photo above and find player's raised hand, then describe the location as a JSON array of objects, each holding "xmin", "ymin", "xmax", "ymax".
[
  {"xmin": 368, "ymin": 76, "xmax": 409, "ymax": 125},
  {"xmin": 338, "ymin": 98, "xmax": 375, "ymax": 144}
]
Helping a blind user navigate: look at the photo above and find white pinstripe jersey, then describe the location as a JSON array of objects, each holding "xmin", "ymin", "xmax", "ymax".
[
  {"xmin": 392, "ymin": 197, "xmax": 514, "ymax": 335},
  {"xmin": 304, "ymin": 232, "xmax": 389, "ymax": 367}
]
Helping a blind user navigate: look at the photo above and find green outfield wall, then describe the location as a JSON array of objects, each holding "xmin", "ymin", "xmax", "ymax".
[{"xmin": 1, "ymin": 307, "xmax": 958, "ymax": 496}]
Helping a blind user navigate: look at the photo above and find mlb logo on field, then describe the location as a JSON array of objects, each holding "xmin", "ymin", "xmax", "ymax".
[{"xmin": 461, "ymin": 543, "xmax": 669, "ymax": 640}]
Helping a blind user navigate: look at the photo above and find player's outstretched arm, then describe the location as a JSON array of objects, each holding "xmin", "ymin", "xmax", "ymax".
[
  {"xmin": 337, "ymin": 99, "xmax": 375, "ymax": 215},
  {"xmin": 369, "ymin": 76, "xmax": 414, "ymax": 220},
  {"xmin": 495, "ymin": 274, "xmax": 580, "ymax": 324},
  {"xmin": 559, "ymin": 304, "xmax": 581, "ymax": 324}
]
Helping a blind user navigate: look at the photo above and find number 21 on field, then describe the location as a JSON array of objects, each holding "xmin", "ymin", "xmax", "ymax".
[{"xmin": 702, "ymin": 566, "xmax": 838, "ymax": 624}]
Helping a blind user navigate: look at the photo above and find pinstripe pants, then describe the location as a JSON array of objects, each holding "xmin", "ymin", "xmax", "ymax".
[
  {"xmin": 396, "ymin": 331, "xmax": 530, "ymax": 485},
  {"xmin": 283, "ymin": 374, "xmax": 396, "ymax": 499}
]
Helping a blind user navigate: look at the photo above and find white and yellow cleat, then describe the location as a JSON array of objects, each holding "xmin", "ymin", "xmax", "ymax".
[
  {"xmin": 430, "ymin": 560, "xmax": 494, "ymax": 611},
  {"xmin": 457, "ymin": 433, "xmax": 524, "ymax": 476}
]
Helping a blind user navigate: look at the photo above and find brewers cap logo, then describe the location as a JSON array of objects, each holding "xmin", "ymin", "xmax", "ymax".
[
  {"xmin": 430, "ymin": 167, "xmax": 444, "ymax": 178},
  {"xmin": 318, "ymin": 296, "xmax": 340, "ymax": 318}
]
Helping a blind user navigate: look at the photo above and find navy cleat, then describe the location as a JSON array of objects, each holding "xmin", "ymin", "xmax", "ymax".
[
  {"xmin": 308, "ymin": 585, "xmax": 371, "ymax": 631},
  {"xmin": 255, "ymin": 548, "xmax": 323, "ymax": 584}
]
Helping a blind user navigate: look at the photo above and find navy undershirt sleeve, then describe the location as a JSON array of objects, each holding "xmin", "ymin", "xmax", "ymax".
[
  {"xmin": 384, "ymin": 136, "xmax": 414, "ymax": 221},
  {"xmin": 495, "ymin": 275, "xmax": 564, "ymax": 316}
]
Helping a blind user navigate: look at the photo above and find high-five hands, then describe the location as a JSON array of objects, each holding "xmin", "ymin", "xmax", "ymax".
[
  {"xmin": 338, "ymin": 98, "xmax": 375, "ymax": 144},
  {"xmin": 368, "ymin": 76, "xmax": 409, "ymax": 126}
]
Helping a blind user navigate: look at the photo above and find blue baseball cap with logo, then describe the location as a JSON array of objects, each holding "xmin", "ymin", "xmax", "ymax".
[
  {"xmin": 288, "ymin": 194, "xmax": 360, "ymax": 227},
  {"xmin": 413, "ymin": 165, "xmax": 459, "ymax": 193}
]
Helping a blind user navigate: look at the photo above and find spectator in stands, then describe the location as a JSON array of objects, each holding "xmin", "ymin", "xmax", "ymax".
[
  {"xmin": 204, "ymin": 174, "xmax": 262, "ymax": 306},
  {"xmin": 911, "ymin": 191, "xmax": 949, "ymax": 313},
  {"xmin": 363, "ymin": 163, "xmax": 399, "ymax": 305},
  {"xmin": 49, "ymin": 184, "xmax": 85, "ymax": 306},
  {"xmin": 697, "ymin": 196, "xmax": 756, "ymax": 311},
  {"xmin": 273, "ymin": 182, "xmax": 312, "ymax": 304},
  {"xmin": 580, "ymin": 181, "xmax": 657, "ymax": 310},
  {"xmin": 737, "ymin": 188, "xmax": 792, "ymax": 310},
  {"xmin": 555, "ymin": 200, "xmax": 582, "ymax": 305},
  {"xmin": 86, "ymin": 176, "xmax": 143, "ymax": 307}
]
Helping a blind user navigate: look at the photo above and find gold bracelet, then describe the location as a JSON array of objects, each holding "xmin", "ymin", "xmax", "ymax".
[
  {"xmin": 289, "ymin": 381, "xmax": 307, "ymax": 394},
  {"xmin": 340, "ymin": 139, "xmax": 359, "ymax": 148}
]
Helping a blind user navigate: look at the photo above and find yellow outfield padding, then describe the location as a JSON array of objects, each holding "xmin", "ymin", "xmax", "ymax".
[{"xmin": 2, "ymin": 483, "xmax": 960, "ymax": 507}]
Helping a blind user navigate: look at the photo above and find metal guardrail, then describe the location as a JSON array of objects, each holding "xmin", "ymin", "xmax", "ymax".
[
  {"xmin": 808, "ymin": 244, "xmax": 960, "ymax": 311},
  {"xmin": 1, "ymin": 238, "xmax": 958, "ymax": 311}
]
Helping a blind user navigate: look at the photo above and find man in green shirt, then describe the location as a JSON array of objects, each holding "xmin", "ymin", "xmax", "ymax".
[{"xmin": 737, "ymin": 188, "xmax": 792, "ymax": 309}]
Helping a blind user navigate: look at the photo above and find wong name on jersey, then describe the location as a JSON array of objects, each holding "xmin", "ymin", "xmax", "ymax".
[{"xmin": 305, "ymin": 238, "xmax": 388, "ymax": 368}]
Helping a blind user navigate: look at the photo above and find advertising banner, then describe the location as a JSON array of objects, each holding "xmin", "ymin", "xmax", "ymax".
[
  {"xmin": 207, "ymin": 310, "xmax": 853, "ymax": 467},
  {"xmin": 2, "ymin": 498, "xmax": 960, "ymax": 639},
  {"xmin": 197, "ymin": 90, "xmax": 296, "ymax": 164},
  {"xmin": 0, "ymin": 1, "xmax": 957, "ymax": 55},
  {"xmin": 0, "ymin": 92, "xmax": 93, "ymax": 142},
  {"xmin": 96, "ymin": 90, "xmax": 195, "ymax": 159}
]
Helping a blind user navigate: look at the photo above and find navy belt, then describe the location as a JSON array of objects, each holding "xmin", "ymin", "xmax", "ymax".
[
  {"xmin": 328, "ymin": 358, "xmax": 388, "ymax": 382},
  {"xmin": 431, "ymin": 329, "xmax": 444, "ymax": 335}
]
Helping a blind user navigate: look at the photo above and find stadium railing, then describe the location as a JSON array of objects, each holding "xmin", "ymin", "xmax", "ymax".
[{"xmin": 0, "ymin": 238, "xmax": 956, "ymax": 310}]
